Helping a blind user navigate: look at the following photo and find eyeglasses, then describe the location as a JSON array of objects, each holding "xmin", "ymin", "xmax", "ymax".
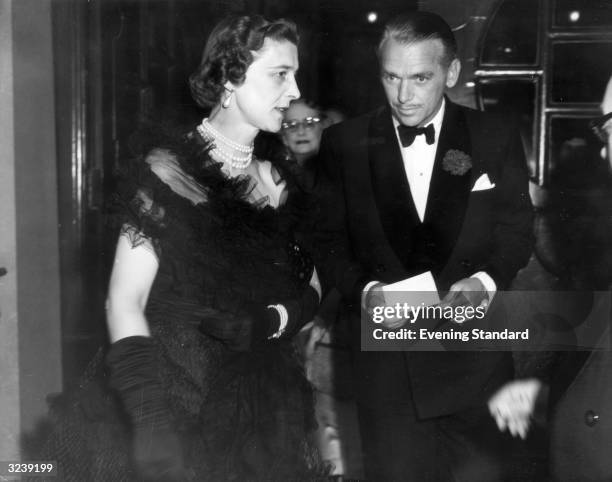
[
  {"xmin": 590, "ymin": 112, "xmax": 612, "ymax": 143},
  {"xmin": 281, "ymin": 116, "xmax": 321, "ymax": 132}
]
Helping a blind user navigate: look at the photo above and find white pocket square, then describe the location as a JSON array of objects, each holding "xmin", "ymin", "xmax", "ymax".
[{"xmin": 472, "ymin": 173, "xmax": 496, "ymax": 191}]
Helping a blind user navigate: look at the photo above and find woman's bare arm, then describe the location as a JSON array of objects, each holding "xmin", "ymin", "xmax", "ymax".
[{"xmin": 105, "ymin": 233, "xmax": 159, "ymax": 343}]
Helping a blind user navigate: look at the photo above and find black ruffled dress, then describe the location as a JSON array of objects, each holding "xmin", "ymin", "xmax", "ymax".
[{"xmin": 37, "ymin": 128, "xmax": 324, "ymax": 481}]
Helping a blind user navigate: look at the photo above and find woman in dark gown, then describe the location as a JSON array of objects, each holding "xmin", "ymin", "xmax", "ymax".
[{"xmin": 39, "ymin": 15, "xmax": 324, "ymax": 481}]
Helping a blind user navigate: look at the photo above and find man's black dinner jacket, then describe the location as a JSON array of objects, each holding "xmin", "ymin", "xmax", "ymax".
[{"xmin": 315, "ymin": 99, "xmax": 534, "ymax": 418}]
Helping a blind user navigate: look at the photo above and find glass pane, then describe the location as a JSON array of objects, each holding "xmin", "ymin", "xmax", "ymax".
[
  {"xmin": 478, "ymin": 79, "xmax": 538, "ymax": 179},
  {"xmin": 480, "ymin": 0, "xmax": 539, "ymax": 65},
  {"xmin": 551, "ymin": 42, "xmax": 612, "ymax": 104},
  {"xmin": 549, "ymin": 116, "xmax": 609, "ymax": 188},
  {"xmin": 554, "ymin": 0, "xmax": 612, "ymax": 28}
]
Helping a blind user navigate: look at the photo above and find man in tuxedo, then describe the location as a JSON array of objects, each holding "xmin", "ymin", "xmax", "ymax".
[{"xmin": 315, "ymin": 11, "xmax": 534, "ymax": 481}]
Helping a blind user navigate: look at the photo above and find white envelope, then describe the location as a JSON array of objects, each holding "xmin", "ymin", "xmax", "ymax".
[
  {"xmin": 472, "ymin": 173, "xmax": 496, "ymax": 191},
  {"xmin": 382, "ymin": 271, "xmax": 440, "ymax": 306}
]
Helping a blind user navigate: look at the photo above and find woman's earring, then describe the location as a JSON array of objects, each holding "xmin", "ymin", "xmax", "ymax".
[{"xmin": 222, "ymin": 89, "xmax": 233, "ymax": 109}]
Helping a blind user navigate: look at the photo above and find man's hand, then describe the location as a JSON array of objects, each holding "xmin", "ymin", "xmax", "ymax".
[
  {"xmin": 438, "ymin": 277, "xmax": 489, "ymax": 323},
  {"xmin": 488, "ymin": 378, "xmax": 543, "ymax": 439},
  {"xmin": 364, "ymin": 283, "xmax": 407, "ymax": 329}
]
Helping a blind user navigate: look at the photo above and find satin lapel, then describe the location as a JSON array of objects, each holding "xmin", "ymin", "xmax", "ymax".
[
  {"xmin": 424, "ymin": 101, "xmax": 473, "ymax": 264},
  {"xmin": 369, "ymin": 107, "xmax": 421, "ymax": 264}
]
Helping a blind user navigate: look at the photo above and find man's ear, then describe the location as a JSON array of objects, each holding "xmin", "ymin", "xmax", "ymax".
[{"xmin": 445, "ymin": 59, "xmax": 461, "ymax": 89}]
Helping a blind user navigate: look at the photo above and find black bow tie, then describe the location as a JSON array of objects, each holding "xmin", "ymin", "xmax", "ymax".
[{"xmin": 397, "ymin": 123, "xmax": 435, "ymax": 147}]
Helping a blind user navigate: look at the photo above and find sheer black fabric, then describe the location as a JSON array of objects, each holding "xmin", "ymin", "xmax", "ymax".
[{"xmin": 32, "ymin": 126, "xmax": 326, "ymax": 481}]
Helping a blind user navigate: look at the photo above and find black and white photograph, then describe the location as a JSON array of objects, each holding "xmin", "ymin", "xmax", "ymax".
[{"xmin": 1, "ymin": 0, "xmax": 612, "ymax": 480}]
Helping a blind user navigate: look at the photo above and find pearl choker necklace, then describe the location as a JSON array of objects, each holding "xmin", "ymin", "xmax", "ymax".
[
  {"xmin": 200, "ymin": 118, "xmax": 253, "ymax": 153},
  {"xmin": 197, "ymin": 120, "xmax": 253, "ymax": 170}
]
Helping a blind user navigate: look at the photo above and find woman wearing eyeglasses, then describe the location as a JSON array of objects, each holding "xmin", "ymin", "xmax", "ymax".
[{"xmin": 282, "ymin": 99, "xmax": 325, "ymax": 169}]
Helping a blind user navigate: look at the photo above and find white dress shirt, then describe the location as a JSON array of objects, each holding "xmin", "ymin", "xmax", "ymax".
[{"xmin": 393, "ymin": 99, "xmax": 446, "ymax": 222}]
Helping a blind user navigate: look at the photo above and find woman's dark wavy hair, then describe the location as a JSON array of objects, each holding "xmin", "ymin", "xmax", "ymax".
[{"xmin": 189, "ymin": 15, "xmax": 298, "ymax": 109}]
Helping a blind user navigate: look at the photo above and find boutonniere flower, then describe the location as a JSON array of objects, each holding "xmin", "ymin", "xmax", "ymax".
[{"xmin": 442, "ymin": 149, "xmax": 472, "ymax": 175}]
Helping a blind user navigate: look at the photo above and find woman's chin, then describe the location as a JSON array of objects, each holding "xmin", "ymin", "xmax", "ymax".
[
  {"xmin": 292, "ymin": 144, "xmax": 315, "ymax": 155},
  {"xmin": 265, "ymin": 121, "xmax": 283, "ymax": 134}
]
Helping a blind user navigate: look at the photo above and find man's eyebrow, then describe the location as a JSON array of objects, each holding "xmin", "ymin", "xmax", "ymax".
[
  {"xmin": 410, "ymin": 71, "xmax": 434, "ymax": 78},
  {"xmin": 380, "ymin": 69, "xmax": 435, "ymax": 78},
  {"xmin": 381, "ymin": 68, "xmax": 398, "ymax": 75}
]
